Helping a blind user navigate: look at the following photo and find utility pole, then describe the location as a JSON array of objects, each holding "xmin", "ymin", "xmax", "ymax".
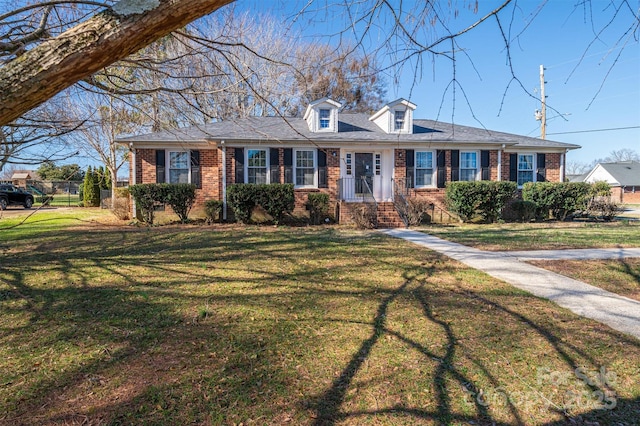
[{"xmin": 539, "ymin": 64, "xmax": 546, "ymax": 139}]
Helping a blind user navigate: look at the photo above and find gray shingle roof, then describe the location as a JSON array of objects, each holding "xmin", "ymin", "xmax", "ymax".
[
  {"xmin": 598, "ymin": 161, "xmax": 640, "ymax": 186},
  {"xmin": 117, "ymin": 113, "xmax": 579, "ymax": 150}
]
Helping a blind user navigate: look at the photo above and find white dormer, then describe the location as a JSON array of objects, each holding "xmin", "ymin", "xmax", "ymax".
[
  {"xmin": 369, "ymin": 98, "xmax": 417, "ymax": 134},
  {"xmin": 303, "ymin": 98, "xmax": 341, "ymax": 133}
]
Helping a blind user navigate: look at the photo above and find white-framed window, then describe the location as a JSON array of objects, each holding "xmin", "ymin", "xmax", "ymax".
[
  {"xmin": 295, "ymin": 149, "xmax": 316, "ymax": 187},
  {"xmin": 346, "ymin": 153, "xmax": 352, "ymax": 175},
  {"xmin": 375, "ymin": 153, "xmax": 381, "ymax": 176},
  {"xmin": 517, "ymin": 154, "xmax": 534, "ymax": 186},
  {"xmin": 319, "ymin": 109, "xmax": 331, "ymax": 129},
  {"xmin": 460, "ymin": 151, "xmax": 478, "ymax": 181},
  {"xmin": 247, "ymin": 149, "xmax": 267, "ymax": 184},
  {"xmin": 394, "ymin": 110, "xmax": 405, "ymax": 131},
  {"xmin": 415, "ymin": 151, "xmax": 434, "ymax": 187},
  {"xmin": 169, "ymin": 151, "xmax": 189, "ymax": 183}
]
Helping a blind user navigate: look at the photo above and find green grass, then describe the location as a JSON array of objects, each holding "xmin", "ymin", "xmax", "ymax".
[
  {"xmin": 420, "ymin": 221, "xmax": 640, "ymax": 251},
  {"xmin": 45, "ymin": 194, "xmax": 81, "ymax": 207},
  {"xmin": 1, "ymin": 210, "xmax": 639, "ymax": 424}
]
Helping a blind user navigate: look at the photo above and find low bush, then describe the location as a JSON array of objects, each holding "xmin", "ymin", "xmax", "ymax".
[
  {"xmin": 258, "ymin": 184, "xmax": 294, "ymax": 224},
  {"xmin": 227, "ymin": 184, "xmax": 258, "ymax": 224},
  {"xmin": 306, "ymin": 193, "xmax": 330, "ymax": 225},
  {"xmin": 129, "ymin": 183, "xmax": 196, "ymax": 224},
  {"xmin": 111, "ymin": 197, "xmax": 130, "ymax": 220},
  {"xmin": 406, "ymin": 198, "xmax": 431, "ymax": 226},
  {"xmin": 522, "ymin": 182, "xmax": 591, "ymax": 220},
  {"xmin": 510, "ymin": 200, "xmax": 537, "ymax": 222},
  {"xmin": 445, "ymin": 181, "xmax": 517, "ymax": 223},
  {"xmin": 205, "ymin": 199, "xmax": 223, "ymax": 223},
  {"xmin": 587, "ymin": 198, "xmax": 622, "ymax": 221},
  {"xmin": 162, "ymin": 183, "xmax": 196, "ymax": 223},
  {"xmin": 227, "ymin": 184, "xmax": 294, "ymax": 224},
  {"xmin": 351, "ymin": 204, "xmax": 377, "ymax": 229},
  {"xmin": 129, "ymin": 184, "xmax": 165, "ymax": 224}
]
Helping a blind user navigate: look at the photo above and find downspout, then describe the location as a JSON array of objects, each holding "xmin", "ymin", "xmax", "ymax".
[
  {"xmin": 560, "ymin": 150, "xmax": 566, "ymax": 182},
  {"xmin": 221, "ymin": 140, "xmax": 227, "ymax": 221},
  {"xmin": 497, "ymin": 144, "xmax": 504, "ymax": 181},
  {"xmin": 130, "ymin": 143, "xmax": 136, "ymax": 218}
]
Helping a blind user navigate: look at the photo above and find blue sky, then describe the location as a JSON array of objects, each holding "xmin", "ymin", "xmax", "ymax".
[{"xmin": 235, "ymin": 0, "xmax": 639, "ymax": 166}]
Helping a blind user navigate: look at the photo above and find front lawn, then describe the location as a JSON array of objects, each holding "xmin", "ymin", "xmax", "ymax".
[
  {"xmin": 1, "ymin": 211, "xmax": 639, "ymax": 424},
  {"xmin": 420, "ymin": 221, "xmax": 640, "ymax": 251},
  {"xmin": 530, "ymin": 258, "xmax": 640, "ymax": 302}
]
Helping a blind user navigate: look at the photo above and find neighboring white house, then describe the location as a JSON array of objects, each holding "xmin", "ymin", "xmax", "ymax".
[{"xmin": 583, "ymin": 161, "xmax": 640, "ymax": 203}]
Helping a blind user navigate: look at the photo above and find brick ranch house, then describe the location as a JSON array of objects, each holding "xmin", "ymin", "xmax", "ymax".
[{"xmin": 117, "ymin": 98, "xmax": 580, "ymax": 226}]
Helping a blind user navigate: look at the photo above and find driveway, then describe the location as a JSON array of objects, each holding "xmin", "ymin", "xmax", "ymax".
[{"xmin": 382, "ymin": 228, "xmax": 640, "ymax": 340}]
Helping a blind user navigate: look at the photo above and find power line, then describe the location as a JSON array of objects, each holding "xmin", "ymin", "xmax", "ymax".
[{"xmin": 547, "ymin": 126, "xmax": 640, "ymax": 136}]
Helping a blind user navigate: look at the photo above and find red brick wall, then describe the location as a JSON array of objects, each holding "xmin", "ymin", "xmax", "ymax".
[
  {"xmin": 135, "ymin": 149, "xmax": 156, "ymax": 185},
  {"xmin": 545, "ymin": 153, "xmax": 562, "ymax": 183},
  {"xmin": 617, "ymin": 186, "xmax": 640, "ymax": 204}
]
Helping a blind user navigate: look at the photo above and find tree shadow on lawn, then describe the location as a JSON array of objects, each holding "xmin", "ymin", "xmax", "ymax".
[{"xmin": 1, "ymin": 226, "xmax": 639, "ymax": 425}]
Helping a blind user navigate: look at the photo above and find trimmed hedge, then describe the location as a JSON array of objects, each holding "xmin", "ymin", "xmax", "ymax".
[
  {"xmin": 510, "ymin": 200, "xmax": 537, "ymax": 222},
  {"xmin": 522, "ymin": 182, "xmax": 591, "ymax": 221},
  {"xmin": 162, "ymin": 183, "xmax": 196, "ymax": 223},
  {"xmin": 204, "ymin": 199, "xmax": 223, "ymax": 223},
  {"xmin": 227, "ymin": 183, "xmax": 294, "ymax": 224},
  {"xmin": 306, "ymin": 193, "xmax": 330, "ymax": 225},
  {"xmin": 129, "ymin": 183, "xmax": 196, "ymax": 224},
  {"xmin": 445, "ymin": 181, "xmax": 517, "ymax": 223}
]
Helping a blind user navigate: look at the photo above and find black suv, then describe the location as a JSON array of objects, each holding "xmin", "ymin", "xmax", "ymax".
[{"xmin": 0, "ymin": 184, "xmax": 35, "ymax": 210}]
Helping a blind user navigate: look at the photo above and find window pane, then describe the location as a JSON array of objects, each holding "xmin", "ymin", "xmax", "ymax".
[
  {"xmin": 296, "ymin": 168, "xmax": 315, "ymax": 186},
  {"xmin": 518, "ymin": 171, "xmax": 534, "ymax": 186},
  {"xmin": 460, "ymin": 152, "xmax": 477, "ymax": 168},
  {"xmin": 248, "ymin": 149, "xmax": 266, "ymax": 167},
  {"xmin": 296, "ymin": 150, "xmax": 314, "ymax": 168},
  {"xmin": 170, "ymin": 169, "xmax": 189, "ymax": 184},
  {"xmin": 319, "ymin": 109, "xmax": 330, "ymax": 128},
  {"xmin": 460, "ymin": 169, "xmax": 476, "ymax": 181},
  {"xmin": 169, "ymin": 152, "xmax": 188, "ymax": 169},
  {"xmin": 248, "ymin": 168, "xmax": 267, "ymax": 184},
  {"xmin": 394, "ymin": 110, "xmax": 405, "ymax": 130},
  {"xmin": 295, "ymin": 150, "xmax": 315, "ymax": 186},
  {"xmin": 416, "ymin": 151, "xmax": 432, "ymax": 168},
  {"xmin": 416, "ymin": 169, "xmax": 433, "ymax": 186},
  {"xmin": 518, "ymin": 155, "xmax": 534, "ymax": 171},
  {"xmin": 169, "ymin": 152, "xmax": 189, "ymax": 184}
]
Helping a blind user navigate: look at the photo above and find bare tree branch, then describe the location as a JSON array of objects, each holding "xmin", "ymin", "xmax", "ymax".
[{"xmin": 0, "ymin": 0, "xmax": 233, "ymax": 126}]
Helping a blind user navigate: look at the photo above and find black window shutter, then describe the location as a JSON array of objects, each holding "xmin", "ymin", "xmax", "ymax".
[
  {"xmin": 190, "ymin": 150, "xmax": 201, "ymax": 189},
  {"xmin": 405, "ymin": 149, "xmax": 414, "ymax": 188},
  {"xmin": 317, "ymin": 149, "xmax": 327, "ymax": 167},
  {"xmin": 509, "ymin": 153, "xmax": 518, "ymax": 182},
  {"xmin": 270, "ymin": 148, "xmax": 280, "ymax": 184},
  {"xmin": 234, "ymin": 148, "xmax": 244, "ymax": 184},
  {"xmin": 481, "ymin": 150, "xmax": 490, "ymax": 180},
  {"xmin": 283, "ymin": 148, "xmax": 293, "ymax": 184},
  {"xmin": 450, "ymin": 150, "xmax": 460, "ymax": 182},
  {"xmin": 536, "ymin": 153, "xmax": 546, "ymax": 182},
  {"xmin": 156, "ymin": 150, "xmax": 165, "ymax": 183},
  {"xmin": 436, "ymin": 150, "xmax": 446, "ymax": 188},
  {"xmin": 317, "ymin": 149, "xmax": 328, "ymax": 188}
]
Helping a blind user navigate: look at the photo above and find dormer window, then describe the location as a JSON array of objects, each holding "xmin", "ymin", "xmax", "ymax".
[
  {"xmin": 303, "ymin": 98, "xmax": 341, "ymax": 133},
  {"xmin": 319, "ymin": 109, "xmax": 331, "ymax": 129},
  {"xmin": 394, "ymin": 110, "xmax": 405, "ymax": 131},
  {"xmin": 370, "ymin": 98, "xmax": 416, "ymax": 134}
]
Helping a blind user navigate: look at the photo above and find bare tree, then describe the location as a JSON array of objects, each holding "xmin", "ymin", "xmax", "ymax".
[
  {"xmin": 63, "ymin": 87, "xmax": 142, "ymax": 207},
  {"xmin": 1, "ymin": 0, "xmax": 637, "ymax": 165},
  {"xmin": 0, "ymin": 0, "xmax": 233, "ymax": 125},
  {"xmin": 604, "ymin": 149, "xmax": 640, "ymax": 162}
]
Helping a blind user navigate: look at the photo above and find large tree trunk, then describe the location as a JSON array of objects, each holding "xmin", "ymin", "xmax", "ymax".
[{"xmin": 0, "ymin": 0, "xmax": 233, "ymax": 126}]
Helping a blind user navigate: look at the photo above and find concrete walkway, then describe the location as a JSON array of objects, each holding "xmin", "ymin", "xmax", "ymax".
[{"xmin": 381, "ymin": 229, "xmax": 640, "ymax": 340}]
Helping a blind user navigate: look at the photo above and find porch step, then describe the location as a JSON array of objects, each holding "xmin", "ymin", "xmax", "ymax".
[{"xmin": 376, "ymin": 202, "xmax": 405, "ymax": 228}]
